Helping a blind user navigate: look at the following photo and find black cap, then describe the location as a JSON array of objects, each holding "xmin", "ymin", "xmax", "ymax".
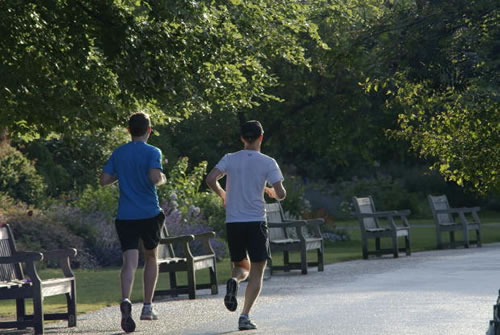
[{"xmin": 241, "ymin": 120, "xmax": 264, "ymax": 140}]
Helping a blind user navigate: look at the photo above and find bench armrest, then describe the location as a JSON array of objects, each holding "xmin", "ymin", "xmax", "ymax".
[
  {"xmin": 0, "ymin": 252, "xmax": 43, "ymax": 263},
  {"xmin": 358, "ymin": 210, "xmax": 411, "ymax": 218},
  {"xmin": 0, "ymin": 252, "xmax": 44, "ymax": 284},
  {"xmin": 160, "ymin": 235, "xmax": 195, "ymax": 244},
  {"xmin": 193, "ymin": 231, "xmax": 216, "ymax": 255},
  {"xmin": 193, "ymin": 231, "xmax": 216, "ymax": 240},
  {"xmin": 304, "ymin": 218, "xmax": 325, "ymax": 226},
  {"xmin": 43, "ymin": 248, "xmax": 77, "ymax": 260},
  {"xmin": 42, "ymin": 248, "xmax": 77, "ymax": 278},
  {"xmin": 434, "ymin": 207, "xmax": 480, "ymax": 214},
  {"xmin": 268, "ymin": 220, "xmax": 306, "ymax": 229}
]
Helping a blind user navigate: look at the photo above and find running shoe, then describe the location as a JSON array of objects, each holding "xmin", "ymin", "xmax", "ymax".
[
  {"xmin": 140, "ymin": 305, "xmax": 158, "ymax": 320},
  {"xmin": 120, "ymin": 299, "xmax": 136, "ymax": 333},
  {"xmin": 238, "ymin": 316, "xmax": 257, "ymax": 330},
  {"xmin": 224, "ymin": 278, "xmax": 239, "ymax": 312}
]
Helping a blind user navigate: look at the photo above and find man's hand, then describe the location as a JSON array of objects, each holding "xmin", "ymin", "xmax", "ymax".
[
  {"xmin": 100, "ymin": 172, "xmax": 117, "ymax": 186},
  {"xmin": 265, "ymin": 182, "xmax": 286, "ymax": 200},
  {"xmin": 150, "ymin": 169, "xmax": 167, "ymax": 186},
  {"xmin": 264, "ymin": 187, "xmax": 277, "ymax": 199}
]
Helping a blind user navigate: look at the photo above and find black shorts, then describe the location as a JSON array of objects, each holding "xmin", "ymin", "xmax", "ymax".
[
  {"xmin": 115, "ymin": 212, "xmax": 165, "ymax": 252},
  {"xmin": 226, "ymin": 221, "xmax": 271, "ymax": 262}
]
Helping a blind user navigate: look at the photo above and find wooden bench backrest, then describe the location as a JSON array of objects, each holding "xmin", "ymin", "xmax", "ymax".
[
  {"xmin": 265, "ymin": 203, "xmax": 288, "ymax": 241},
  {"xmin": 428, "ymin": 195, "xmax": 453, "ymax": 224},
  {"xmin": 352, "ymin": 196, "xmax": 379, "ymax": 230},
  {"xmin": 157, "ymin": 224, "xmax": 176, "ymax": 260},
  {"xmin": 0, "ymin": 225, "xmax": 24, "ymax": 282}
]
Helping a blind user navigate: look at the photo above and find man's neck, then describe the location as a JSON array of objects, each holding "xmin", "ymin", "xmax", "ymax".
[
  {"xmin": 131, "ymin": 135, "xmax": 148, "ymax": 142},
  {"xmin": 244, "ymin": 144, "xmax": 261, "ymax": 151}
]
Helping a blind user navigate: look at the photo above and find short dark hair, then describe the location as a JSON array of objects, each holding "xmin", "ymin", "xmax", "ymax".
[
  {"xmin": 128, "ymin": 112, "xmax": 151, "ymax": 137},
  {"xmin": 241, "ymin": 120, "xmax": 264, "ymax": 142}
]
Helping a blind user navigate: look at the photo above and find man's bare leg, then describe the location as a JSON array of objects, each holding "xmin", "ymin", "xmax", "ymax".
[
  {"xmin": 120, "ymin": 249, "xmax": 139, "ymax": 332},
  {"xmin": 241, "ymin": 260, "xmax": 266, "ymax": 316},
  {"xmin": 143, "ymin": 247, "xmax": 159, "ymax": 304},
  {"xmin": 121, "ymin": 249, "xmax": 139, "ymax": 300}
]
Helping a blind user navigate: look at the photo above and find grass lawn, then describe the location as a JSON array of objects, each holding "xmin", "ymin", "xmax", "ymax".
[{"xmin": 1, "ymin": 214, "xmax": 499, "ymax": 319}]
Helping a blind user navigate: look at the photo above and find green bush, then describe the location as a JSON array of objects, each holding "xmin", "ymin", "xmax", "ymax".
[
  {"xmin": 73, "ymin": 184, "xmax": 119, "ymax": 220},
  {"xmin": 332, "ymin": 174, "xmax": 427, "ymax": 218},
  {"xmin": 1, "ymin": 202, "xmax": 98, "ymax": 268},
  {"xmin": 192, "ymin": 191, "xmax": 226, "ymax": 236},
  {"xmin": 16, "ymin": 127, "xmax": 129, "ymax": 196},
  {"xmin": 158, "ymin": 157, "xmax": 208, "ymax": 212},
  {"xmin": 0, "ymin": 143, "xmax": 46, "ymax": 205},
  {"xmin": 280, "ymin": 176, "xmax": 311, "ymax": 217}
]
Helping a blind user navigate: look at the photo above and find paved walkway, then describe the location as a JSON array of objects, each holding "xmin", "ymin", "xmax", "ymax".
[{"xmin": 6, "ymin": 244, "xmax": 500, "ymax": 334}]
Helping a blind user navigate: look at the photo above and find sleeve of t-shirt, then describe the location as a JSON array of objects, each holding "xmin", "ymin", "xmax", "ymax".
[
  {"xmin": 149, "ymin": 148, "xmax": 163, "ymax": 170},
  {"xmin": 103, "ymin": 153, "xmax": 116, "ymax": 176},
  {"xmin": 267, "ymin": 158, "xmax": 284, "ymax": 185},
  {"xmin": 215, "ymin": 154, "xmax": 230, "ymax": 173}
]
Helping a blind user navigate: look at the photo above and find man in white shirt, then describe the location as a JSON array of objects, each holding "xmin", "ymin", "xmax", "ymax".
[{"xmin": 206, "ymin": 120, "xmax": 286, "ymax": 331}]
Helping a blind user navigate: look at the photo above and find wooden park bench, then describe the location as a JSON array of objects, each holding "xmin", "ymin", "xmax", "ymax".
[
  {"xmin": 0, "ymin": 224, "xmax": 77, "ymax": 335},
  {"xmin": 352, "ymin": 196, "xmax": 411, "ymax": 259},
  {"xmin": 265, "ymin": 202, "xmax": 324, "ymax": 275},
  {"xmin": 428, "ymin": 194, "xmax": 482, "ymax": 249},
  {"xmin": 154, "ymin": 224, "xmax": 218, "ymax": 300}
]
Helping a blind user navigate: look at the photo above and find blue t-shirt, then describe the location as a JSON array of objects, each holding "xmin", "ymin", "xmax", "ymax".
[{"xmin": 103, "ymin": 141, "xmax": 163, "ymax": 220}]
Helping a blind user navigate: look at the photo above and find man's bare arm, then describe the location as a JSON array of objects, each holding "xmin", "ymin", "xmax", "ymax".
[
  {"xmin": 265, "ymin": 181, "xmax": 286, "ymax": 200},
  {"xmin": 99, "ymin": 172, "xmax": 118, "ymax": 186},
  {"xmin": 205, "ymin": 168, "xmax": 226, "ymax": 205},
  {"xmin": 149, "ymin": 168, "xmax": 167, "ymax": 186}
]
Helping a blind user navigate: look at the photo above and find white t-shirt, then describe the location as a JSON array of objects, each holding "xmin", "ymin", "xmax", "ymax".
[{"xmin": 215, "ymin": 150, "xmax": 284, "ymax": 223}]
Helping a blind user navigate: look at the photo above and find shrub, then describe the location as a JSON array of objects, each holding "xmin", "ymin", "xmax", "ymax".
[
  {"xmin": 161, "ymin": 194, "xmax": 227, "ymax": 260},
  {"xmin": 72, "ymin": 184, "xmax": 119, "ymax": 220},
  {"xmin": 15, "ymin": 127, "xmax": 129, "ymax": 196},
  {"xmin": 158, "ymin": 157, "xmax": 207, "ymax": 211},
  {"xmin": 280, "ymin": 176, "xmax": 311, "ymax": 217},
  {"xmin": 0, "ymin": 143, "xmax": 46, "ymax": 205},
  {"xmin": 191, "ymin": 191, "xmax": 226, "ymax": 237},
  {"xmin": 331, "ymin": 174, "xmax": 424, "ymax": 219},
  {"xmin": 1, "ymin": 203, "xmax": 98, "ymax": 269},
  {"xmin": 44, "ymin": 204, "xmax": 121, "ymax": 267}
]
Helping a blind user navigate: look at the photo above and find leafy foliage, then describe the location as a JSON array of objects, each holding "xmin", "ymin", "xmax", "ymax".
[
  {"xmin": 365, "ymin": 0, "xmax": 500, "ymax": 193},
  {"xmin": 0, "ymin": 0, "xmax": 325, "ymax": 139},
  {"xmin": 16, "ymin": 127, "xmax": 129, "ymax": 196},
  {"xmin": 0, "ymin": 143, "xmax": 46, "ymax": 205}
]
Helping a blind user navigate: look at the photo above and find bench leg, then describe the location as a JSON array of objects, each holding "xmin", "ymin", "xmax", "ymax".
[
  {"xmin": 405, "ymin": 234, "xmax": 411, "ymax": 256},
  {"xmin": 66, "ymin": 281, "xmax": 77, "ymax": 327},
  {"xmin": 300, "ymin": 247, "xmax": 308, "ymax": 275},
  {"xmin": 210, "ymin": 264, "xmax": 218, "ymax": 295},
  {"xmin": 317, "ymin": 245, "xmax": 324, "ymax": 272},
  {"xmin": 436, "ymin": 229, "xmax": 443, "ymax": 249},
  {"xmin": 463, "ymin": 227, "xmax": 470, "ymax": 248},
  {"xmin": 187, "ymin": 268, "xmax": 196, "ymax": 300},
  {"xmin": 16, "ymin": 298, "xmax": 26, "ymax": 330},
  {"xmin": 169, "ymin": 272, "xmax": 178, "ymax": 297},
  {"xmin": 477, "ymin": 229, "xmax": 482, "ymax": 247},
  {"xmin": 362, "ymin": 238, "xmax": 368, "ymax": 259},
  {"xmin": 450, "ymin": 231, "xmax": 456, "ymax": 248},
  {"xmin": 392, "ymin": 235, "xmax": 399, "ymax": 258},
  {"xmin": 33, "ymin": 290, "xmax": 44, "ymax": 335},
  {"xmin": 283, "ymin": 251, "xmax": 290, "ymax": 272}
]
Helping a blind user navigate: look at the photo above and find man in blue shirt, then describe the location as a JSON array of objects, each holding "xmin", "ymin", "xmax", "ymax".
[{"xmin": 100, "ymin": 112, "xmax": 166, "ymax": 333}]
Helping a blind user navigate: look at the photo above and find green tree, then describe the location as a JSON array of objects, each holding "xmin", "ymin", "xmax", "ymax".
[
  {"xmin": 0, "ymin": 0, "xmax": 325, "ymax": 140},
  {"xmin": 365, "ymin": 0, "xmax": 500, "ymax": 193}
]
